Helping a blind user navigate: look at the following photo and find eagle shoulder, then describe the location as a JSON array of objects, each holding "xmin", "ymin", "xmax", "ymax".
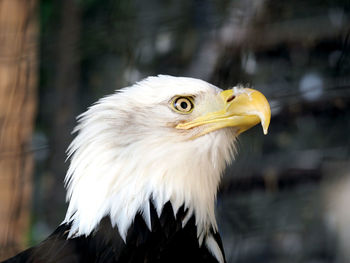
[{"xmin": 2, "ymin": 201, "xmax": 225, "ymax": 263}]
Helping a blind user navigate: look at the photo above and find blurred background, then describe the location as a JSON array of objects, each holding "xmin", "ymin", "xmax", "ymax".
[{"xmin": 0, "ymin": 0, "xmax": 349, "ymax": 262}]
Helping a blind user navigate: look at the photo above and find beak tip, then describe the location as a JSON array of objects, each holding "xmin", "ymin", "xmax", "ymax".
[{"xmin": 261, "ymin": 120, "xmax": 270, "ymax": 135}]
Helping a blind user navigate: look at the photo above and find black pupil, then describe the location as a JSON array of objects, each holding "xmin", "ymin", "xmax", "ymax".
[{"xmin": 180, "ymin": 101, "xmax": 188, "ymax": 109}]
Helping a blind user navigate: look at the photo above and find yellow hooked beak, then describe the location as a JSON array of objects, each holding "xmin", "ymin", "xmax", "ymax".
[{"xmin": 176, "ymin": 88, "xmax": 271, "ymax": 137}]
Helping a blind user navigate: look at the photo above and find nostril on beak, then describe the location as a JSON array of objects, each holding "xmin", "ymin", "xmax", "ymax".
[{"xmin": 226, "ymin": 95, "xmax": 236, "ymax": 103}]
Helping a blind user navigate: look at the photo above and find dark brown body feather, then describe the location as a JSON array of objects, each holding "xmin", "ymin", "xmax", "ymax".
[{"xmin": 2, "ymin": 201, "xmax": 225, "ymax": 263}]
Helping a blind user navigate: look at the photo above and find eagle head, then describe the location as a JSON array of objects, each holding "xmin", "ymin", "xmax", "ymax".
[{"xmin": 63, "ymin": 75, "xmax": 271, "ymax": 244}]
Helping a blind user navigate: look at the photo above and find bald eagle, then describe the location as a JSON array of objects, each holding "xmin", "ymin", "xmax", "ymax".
[{"xmin": 3, "ymin": 75, "xmax": 270, "ymax": 263}]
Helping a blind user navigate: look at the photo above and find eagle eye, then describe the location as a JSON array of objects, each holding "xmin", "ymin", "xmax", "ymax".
[{"xmin": 171, "ymin": 96, "xmax": 194, "ymax": 114}]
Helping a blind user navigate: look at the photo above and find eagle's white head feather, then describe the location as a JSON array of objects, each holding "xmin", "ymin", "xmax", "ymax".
[{"xmin": 63, "ymin": 75, "xmax": 270, "ymax": 246}]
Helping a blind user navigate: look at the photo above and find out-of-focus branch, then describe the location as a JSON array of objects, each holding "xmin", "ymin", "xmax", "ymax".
[{"xmin": 0, "ymin": 0, "xmax": 38, "ymax": 260}]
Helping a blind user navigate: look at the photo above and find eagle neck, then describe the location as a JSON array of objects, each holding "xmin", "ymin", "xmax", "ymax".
[{"xmin": 64, "ymin": 130, "xmax": 235, "ymax": 246}]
